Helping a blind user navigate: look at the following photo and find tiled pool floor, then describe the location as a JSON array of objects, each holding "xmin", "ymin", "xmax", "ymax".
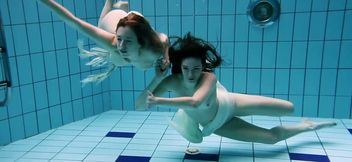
[{"xmin": 0, "ymin": 110, "xmax": 351, "ymax": 162}]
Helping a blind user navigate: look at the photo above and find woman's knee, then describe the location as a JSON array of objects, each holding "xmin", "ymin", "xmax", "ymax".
[
  {"xmin": 266, "ymin": 127, "xmax": 285, "ymax": 144},
  {"xmin": 285, "ymin": 101, "xmax": 294, "ymax": 113}
]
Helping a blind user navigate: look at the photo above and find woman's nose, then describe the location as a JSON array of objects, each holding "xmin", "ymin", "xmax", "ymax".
[
  {"xmin": 118, "ymin": 40, "xmax": 126, "ymax": 49},
  {"xmin": 188, "ymin": 72, "xmax": 194, "ymax": 78}
]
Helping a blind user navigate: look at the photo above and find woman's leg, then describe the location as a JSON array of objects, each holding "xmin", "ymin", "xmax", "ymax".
[
  {"xmin": 97, "ymin": 1, "xmax": 128, "ymax": 33},
  {"xmin": 231, "ymin": 93, "xmax": 294, "ymax": 116},
  {"xmin": 98, "ymin": 0, "xmax": 114, "ymax": 26},
  {"xmin": 98, "ymin": 0, "xmax": 128, "ymax": 26},
  {"xmin": 169, "ymin": 109, "xmax": 203, "ymax": 143},
  {"xmin": 113, "ymin": 1, "xmax": 128, "ymax": 12},
  {"xmin": 214, "ymin": 117, "xmax": 336, "ymax": 144}
]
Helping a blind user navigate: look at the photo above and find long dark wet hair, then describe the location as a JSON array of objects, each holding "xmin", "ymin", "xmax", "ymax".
[
  {"xmin": 168, "ymin": 33, "xmax": 222, "ymax": 74},
  {"xmin": 116, "ymin": 13, "xmax": 165, "ymax": 54}
]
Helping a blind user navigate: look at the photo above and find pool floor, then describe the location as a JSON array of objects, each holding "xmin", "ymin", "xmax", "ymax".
[{"xmin": 0, "ymin": 110, "xmax": 351, "ymax": 162}]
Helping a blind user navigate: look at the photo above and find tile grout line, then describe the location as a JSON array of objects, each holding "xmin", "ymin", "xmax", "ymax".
[
  {"xmin": 12, "ymin": 114, "xmax": 100, "ymax": 161},
  {"xmin": 81, "ymin": 110, "xmax": 129, "ymax": 161},
  {"xmin": 148, "ymin": 111, "xmax": 173, "ymax": 160},
  {"xmin": 115, "ymin": 111, "xmax": 152, "ymax": 160},
  {"xmin": 47, "ymin": 113, "xmax": 102, "ymax": 161}
]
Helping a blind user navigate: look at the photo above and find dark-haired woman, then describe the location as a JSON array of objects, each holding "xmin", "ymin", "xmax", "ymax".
[{"xmin": 136, "ymin": 33, "xmax": 336, "ymax": 144}]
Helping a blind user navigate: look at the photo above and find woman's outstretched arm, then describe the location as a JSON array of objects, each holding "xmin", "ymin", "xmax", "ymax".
[
  {"xmin": 146, "ymin": 73, "xmax": 217, "ymax": 109},
  {"xmin": 37, "ymin": 0, "xmax": 115, "ymax": 50},
  {"xmin": 135, "ymin": 61, "xmax": 169, "ymax": 110}
]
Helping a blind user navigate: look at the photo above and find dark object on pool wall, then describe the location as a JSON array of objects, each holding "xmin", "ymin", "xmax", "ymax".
[
  {"xmin": 0, "ymin": 15, "xmax": 12, "ymax": 107},
  {"xmin": 247, "ymin": 0, "xmax": 280, "ymax": 28}
]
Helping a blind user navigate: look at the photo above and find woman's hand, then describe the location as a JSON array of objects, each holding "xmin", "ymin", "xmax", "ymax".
[
  {"xmin": 160, "ymin": 58, "xmax": 170, "ymax": 71},
  {"xmin": 136, "ymin": 91, "xmax": 155, "ymax": 111},
  {"xmin": 146, "ymin": 91, "xmax": 157, "ymax": 109},
  {"xmin": 155, "ymin": 58, "xmax": 169, "ymax": 79}
]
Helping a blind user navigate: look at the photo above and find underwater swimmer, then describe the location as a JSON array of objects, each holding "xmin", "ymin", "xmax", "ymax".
[{"xmin": 136, "ymin": 33, "xmax": 337, "ymax": 143}]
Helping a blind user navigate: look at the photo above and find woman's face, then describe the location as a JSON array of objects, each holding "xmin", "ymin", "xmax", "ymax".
[
  {"xmin": 115, "ymin": 26, "xmax": 141, "ymax": 60},
  {"xmin": 181, "ymin": 57, "xmax": 203, "ymax": 84}
]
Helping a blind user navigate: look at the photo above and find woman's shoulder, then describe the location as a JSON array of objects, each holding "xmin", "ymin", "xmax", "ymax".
[
  {"xmin": 200, "ymin": 72, "xmax": 218, "ymax": 87},
  {"xmin": 164, "ymin": 74, "xmax": 181, "ymax": 82},
  {"xmin": 161, "ymin": 74, "xmax": 182, "ymax": 86},
  {"xmin": 139, "ymin": 48, "xmax": 161, "ymax": 60},
  {"xmin": 202, "ymin": 72, "xmax": 217, "ymax": 81}
]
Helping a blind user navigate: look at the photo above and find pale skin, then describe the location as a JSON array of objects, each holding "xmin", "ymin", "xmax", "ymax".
[
  {"xmin": 136, "ymin": 57, "xmax": 337, "ymax": 144},
  {"xmin": 37, "ymin": 0, "xmax": 169, "ymax": 69}
]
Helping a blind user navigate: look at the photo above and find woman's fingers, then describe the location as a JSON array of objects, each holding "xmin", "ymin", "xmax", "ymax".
[{"xmin": 147, "ymin": 90, "xmax": 153, "ymax": 96}]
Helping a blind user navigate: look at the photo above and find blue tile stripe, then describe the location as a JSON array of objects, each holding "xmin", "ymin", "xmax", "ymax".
[
  {"xmin": 348, "ymin": 129, "xmax": 352, "ymax": 134},
  {"xmin": 105, "ymin": 132, "xmax": 135, "ymax": 138},
  {"xmin": 289, "ymin": 153, "xmax": 330, "ymax": 162},
  {"xmin": 116, "ymin": 156, "xmax": 151, "ymax": 162},
  {"xmin": 184, "ymin": 153, "xmax": 219, "ymax": 161}
]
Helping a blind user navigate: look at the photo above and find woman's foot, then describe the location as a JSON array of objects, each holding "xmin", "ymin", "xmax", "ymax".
[
  {"xmin": 302, "ymin": 119, "xmax": 337, "ymax": 131},
  {"xmin": 113, "ymin": 1, "xmax": 129, "ymax": 12}
]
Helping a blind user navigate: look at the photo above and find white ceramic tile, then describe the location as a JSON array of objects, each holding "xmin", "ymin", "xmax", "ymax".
[
  {"xmin": 158, "ymin": 139, "xmax": 188, "ymax": 146},
  {"xmin": 10, "ymin": 139, "xmax": 42, "ymax": 146},
  {"xmin": 67, "ymin": 141, "xmax": 98, "ymax": 148},
  {"xmin": 38, "ymin": 140, "xmax": 70, "ymax": 147},
  {"xmin": 189, "ymin": 141, "xmax": 220, "ymax": 148},
  {"xmin": 129, "ymin": 138, "xmax": 160, "ymax": 145},
  {"xmin": 219, "ymin": 155, "xmax": 254, "ymax": 162},
  {"xmin": 221, "ymin": 142, "xmax": 253, "ymax": 151},
  {"xmin": 288, "ymin": 147, "xmax": 327, "ymax": 155},
  {"xmin": 53, "ymin": 153, "xmax": 87, "ymax": 161},
  {"xmin": 30, "ymin": 146, "xmax": 62, "ymax": 153},
  {"xmin": 326, "ymin": 149, "xmax": 352, "ymax": 158},
  {"xmin": 2, "ymin": 110, "xmax": 352, "ymax": 162},
  {"xmin": 100, "ymin": 137, "xmax": 131, "ymax": 144},
  {"xmin": 254, "ymin": 158, "xmax": 291, "ymax": 162},
  {"xmin": 152, "ymin": 150, "xmax": 185, "ymax": 159},
  {"xmin": 156, "ymin": 145, "xmax": 188, "ymax": 152},
  {"xmin": 79, "ymin": 130, "xmax": 108, "ymax": 136},
  {"xmin": 323, "ymin": 143, "xmax": 352, "ymax": 151},
  {"xmin": 21, "ymin": 152, "xmax": 56, "ymax": 160},
  {"xmin": 60, "ymin": 147, "xmax": 93, "ymax": 154},
  {"xmin": 121, "ymin": 149, "xmax": 154, "ymax": 157},
  {"xmin": 16, "ymin": 159, "xmax": 49, "ymax": 162},
  {"xmin": 149, "ymin": 157, "xmax": 183, "ymax": 162},
  {"xmin": 254, "ymin": 150, "xmax": 290, "ymax": 160},
  {"xmin": 90, "ymin": 148, "xmax": 122, "ymax": 156},
  {"xmin": 1, "ymin": 144, "xmax": 35, "ymax": 152},
  {"xmin": 45, "ymin": 134, "xmax": 76, "ymax": 141},
  {"xmin": 0, "ymin": 150, "xmax": 26, "ymax": 158},
  {"xmin": 51, "ymin": 129, "xmax": 81, "ymax": 136},
  {"xmin": 73, "ymin": 136, "xmax": 104, "ymax": 142},
  {"xmin": 125, "ymin": 143, "xmax": 158, "ymax": 151},
  {"xmin": 253, "ymin": 143, "xmax": 288, "ymax": 152},
  {"xmin": 220, "ymin": 148, "xmax": 254, "ymax": 157},
  {"xmin": 84, "ymin": 154, "xmax": 119, "ymax": 162},
  {"xmin": 95, "ymin": 142, "xmax": 127, "ymax": 150},
  {"xmin": 328, "ymin": 156, "xmax": 352, "ymax": 162}
]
